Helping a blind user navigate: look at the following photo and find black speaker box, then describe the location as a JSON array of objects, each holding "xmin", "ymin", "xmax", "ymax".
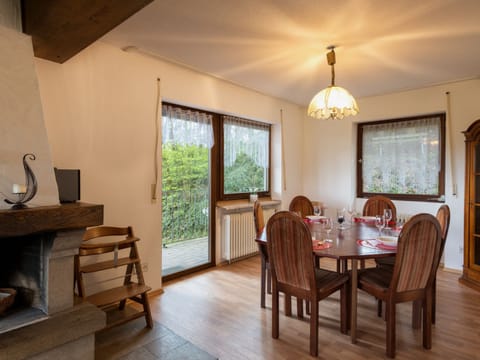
[{"xmin": 54, "ymin": 168, "xmax": 80, "ymax": 203}]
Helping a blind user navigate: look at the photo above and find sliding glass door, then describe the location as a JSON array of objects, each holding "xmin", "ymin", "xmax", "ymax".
[{"xmin": 161, "ymin": 105, "xmax": 214, "ymax": 280}]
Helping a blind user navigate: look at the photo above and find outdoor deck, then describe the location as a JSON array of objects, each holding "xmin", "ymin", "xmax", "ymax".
[{"xmin": 162, "ymin": 237, "xmax": 210, "ymax": 276}]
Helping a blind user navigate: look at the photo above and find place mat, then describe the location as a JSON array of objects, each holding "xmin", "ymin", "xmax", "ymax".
[
  {"xmin": 312, "ymin": 240, "xmax": 332, "ymax": 250},
  {"xmin": 357, "ymin": 239, "xmax": 397, "ymax": 250},
  {"xmin": 353, "ymin": 216, "xmax": 376, "ymax": 224},
  {"xmin": 304, "ymin": 217, "xmax": 327, "ymax": 223}
]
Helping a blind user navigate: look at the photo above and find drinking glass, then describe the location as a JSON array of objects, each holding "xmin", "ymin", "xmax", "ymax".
[
  {"xmin": 323, "ymin": 217, "xmax": 334, "ymax": 242},
  {"xmin": 314, "ymin": 206, "xmax": 321, "ymax": 216},
  {"xmin": 383, "ymin": 209, "xmax": 393, "ymax": 229},
  {"xmin": 346, "ymin": 203, "xmax": 355, "ymax": 224},
  {"xmin": 375, "ymin": 215, "xmax": 385, "ymax": 237},
  {"xmin": 337, "ymin": 208, "xmax": 346, "ymax": 229}
]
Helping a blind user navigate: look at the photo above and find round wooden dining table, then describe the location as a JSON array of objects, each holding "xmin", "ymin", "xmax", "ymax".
[{"xmin": 256, "ymin": 218, "xmax": 398, "ymax": 344}]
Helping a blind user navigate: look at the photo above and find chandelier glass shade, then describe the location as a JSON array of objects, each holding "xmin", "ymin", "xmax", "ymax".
[{"xmin": 308, "ymin": 47, "xmax": 358, "ymax": 120}]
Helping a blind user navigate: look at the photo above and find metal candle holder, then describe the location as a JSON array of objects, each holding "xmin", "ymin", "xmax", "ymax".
[{"xmin": 4, "ymin": 153, "xmax": 38, "ymax": 209}]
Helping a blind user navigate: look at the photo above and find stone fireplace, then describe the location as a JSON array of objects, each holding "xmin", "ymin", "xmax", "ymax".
[{"xmin": 0, "ymin": 203, "xmax": 106, "ymax": 359}]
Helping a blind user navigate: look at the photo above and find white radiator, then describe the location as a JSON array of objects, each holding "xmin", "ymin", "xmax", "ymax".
[{"xmin": 223, "ymin": 208, "xmax": 275, "ymax": 262}]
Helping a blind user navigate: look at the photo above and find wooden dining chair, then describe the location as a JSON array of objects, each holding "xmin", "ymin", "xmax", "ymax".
[
  {"xmin": 357, "ymin": 213, "xmax": 442, "ymax": 358},
  {"xmin": 363, "ymin": 195, "xmax": 397, "ymax": 221},
  {"xmin": 364, "ymin": 195, "xmax": 397, "ymax": 269},
  {"xmin": 266, "ymin": 211, "xmax": 349, "ymax": 357},
  {"xmin": 289, "ymin": 195, "xmax": 314, "ymax": 218},
  {"xmin": 254, "ymin": 201, "xmax": 271, "ymax": 308},
  {"xmin": 75, "ymin": 226, "xmax": 153, "ymax": 330},
  {"xmin": 412, "ymin": 204, "xmax": 451, "ymax": 328}
]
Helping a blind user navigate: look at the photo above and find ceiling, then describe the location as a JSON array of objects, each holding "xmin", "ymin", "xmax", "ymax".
[{"xmin": 99, "ymin": 0, "xmax": 480, "ymax": 106}]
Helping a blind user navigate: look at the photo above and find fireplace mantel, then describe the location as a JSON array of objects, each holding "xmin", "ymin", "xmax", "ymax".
[{"xmin": 0, "ymin": 202, "xmax": 103, "ymax": 238}]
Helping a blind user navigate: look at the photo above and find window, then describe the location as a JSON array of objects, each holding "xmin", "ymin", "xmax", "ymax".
[
  {"xmin": 221, "ymin": 115, "xmax": 270, "ymax": 198},
  {"xmin": 162, "ymin": 102, "xmax": 271, "ymax": 201},
  {"xmin": 357, "ymin": 113, "xmax": 445, "ymax": 202}
]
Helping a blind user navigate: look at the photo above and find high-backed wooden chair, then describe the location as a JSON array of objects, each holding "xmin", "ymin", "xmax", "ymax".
[
  {"xmin": 266, "ymin": 211, "xmax": 349, "ymax": 357},
  {"xmin": 254, "ymin": 201, "xmax": 270, "ymax": 308},
  {"xmin": 363, "ymin": 195, "xmax": 397, "ymax": 221},
  {"xmin": 289, "ymin": 195, "xmax": 314, "ymax": 218},
  {"xmin": 75, "ymin": 226, "xmax": 153, "ymax": 330},
  {"xmin": 357, "ymin": 213, "xmax": 442, "ymax": 358},
  {"xmin": 365, "ymin": 195, "xmax": 397, "ymax": 268},
  {"xmin": 412, "ymin": 204, "xmax": 451, "ymax": 328}
]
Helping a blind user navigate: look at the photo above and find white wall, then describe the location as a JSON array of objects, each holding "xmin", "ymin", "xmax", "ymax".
[
  {"xmin": 35, "ymin": 41, "xmax": 304, "ymax": 290},
  {"xmin": 303, "ymin": 78, "xmax": 480, "ymax": 270}
]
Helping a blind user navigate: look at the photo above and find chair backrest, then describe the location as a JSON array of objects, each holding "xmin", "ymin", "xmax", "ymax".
[
  {"xmin": 253, "ymin": 200, "xmax": 265, "ymax": 234},
  {"xmin": 80, "ymin": 226, "xmax": 139, "ymax": 256},
  {"xmin": 436, "ymin": 204, "xmax": 450, "ymax": 267},
  {"xmin": 390, "ymin": 214, "xmax": 442, "ymax": 293},
  {"xmin": 266, "ymin": 211, "xmax": 316, "ymax": 296},
  {"xmin": 289, "ymin": 195, "xmax": 314, "ymax": 218},
  {"xmin": 363, "ymin": 195, "xmax": 397, "ymax": 221},
  {"xmin": 436, "ymin": 204, "xmax": 450, "ymax": 245}
]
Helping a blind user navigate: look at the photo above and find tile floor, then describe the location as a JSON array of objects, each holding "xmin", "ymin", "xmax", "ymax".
[{"xmin": 96, "ymin": 317, "xmax": 216, "ymax": 360}]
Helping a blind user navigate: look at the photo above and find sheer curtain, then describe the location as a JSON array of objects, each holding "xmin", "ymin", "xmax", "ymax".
[
  {"xmin": 223, "ymin": 115, "xmax": 270, "ymax": 194},
  {"xmin": 162, "ymin": 104, "xmax": 214, "ymax": 148},
  {"xmin": 223, "ymin": 115, "xmax": 269, "ymax": 168},
  {"xmin": 362, "ymin": 116, "xmax": 441, "ymax": 195}
]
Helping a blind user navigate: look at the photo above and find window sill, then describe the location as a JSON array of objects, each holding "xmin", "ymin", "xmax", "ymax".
[{"xmin": 216, "ymin": 198, "xmax": 281, "ymax": 214}]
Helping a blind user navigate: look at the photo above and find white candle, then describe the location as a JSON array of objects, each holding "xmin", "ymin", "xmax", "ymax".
[{"xmin": 12, "ymin": 184, "xmax": 27, "ymax": 194}]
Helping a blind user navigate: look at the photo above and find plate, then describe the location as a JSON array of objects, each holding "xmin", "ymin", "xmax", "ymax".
[
  {"xmin": 306, "ymin": 215, "xmax": 326, "ymax": 221},
  {"xmin": 377, "ymin": 236, "xmax": 398, "ymax": 245}
]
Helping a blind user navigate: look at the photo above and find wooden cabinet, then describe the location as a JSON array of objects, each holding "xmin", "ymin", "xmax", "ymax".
[{"xmin": 461, "ymin": 119, "xmax": 480, "ymax": 290}]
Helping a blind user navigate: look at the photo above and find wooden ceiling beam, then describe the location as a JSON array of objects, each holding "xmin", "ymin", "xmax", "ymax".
[{"xmin": 21, "ymin": 0, "xmax": 153, "ymax": 63}]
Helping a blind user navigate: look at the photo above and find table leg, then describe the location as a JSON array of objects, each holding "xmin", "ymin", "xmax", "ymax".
[{"xmin": 351, "ymin": 258, "xmax": 358, "ymax": 344}]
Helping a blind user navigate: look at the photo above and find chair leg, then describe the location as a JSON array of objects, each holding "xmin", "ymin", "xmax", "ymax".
[
  {"xmin": 267, "ymin": 267, "xmax": 272, "ymax": 294},
  {"xmin": 412, "ymin": 299, "xmax": 422, "ymax": 329},
  {"xmin": 272, "ymin": 287, "xmax": 279, "ymax": 339},
  {"xmin": 423, "ymin": 293, "xmax": 433, "ymax": 349},
  {"xmin": 297, "ymin": 298, "xmax": 304, "ymax": 318},
  {"xmin": 310, "ymin": 299, "xmax": 319, "ymax": 357},
  {"xmin": 377, "ymin": 299, "xmax": 381, "ymax": 317},
  {"xmin": 340, "ymin": 282, "xmax": 348, "ymax": 334},
  {"xmin": 386, "ymin": 300, "xmax": 396, "ymax": 358},
  {"xmin": 285, "ymin": 295, "xmax": 292, "ymax": 316},
  {"xmin": 432, "ymin": 278, "xmax": 437, "ymax": 324},
  {"xmin": 141, "ymin": 292, "xmax": 154, "ymax": 328},
  {"xmin": 306, "ymin": 300, "xmax": 311, "ymax": 315},
  {"xmin": 260, "ymin": 257, "xmax": 266, "ymax": 308}
]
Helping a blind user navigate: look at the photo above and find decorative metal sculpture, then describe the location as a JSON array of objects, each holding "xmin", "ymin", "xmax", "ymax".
[{"xmin": 4, "ymin": 153, "xmax": 38, "ymax": 209}]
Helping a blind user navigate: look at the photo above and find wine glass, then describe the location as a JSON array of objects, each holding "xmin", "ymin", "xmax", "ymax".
[
  {"xmin": 346, "ymin": 203, "xmax": 355, "ymax": 224},
  {"xmin": 375, "ymin": 215, "xmax": 385, "ymax": 237},
  {"xmin": 383, "ymin": 209, "xmax": 393, "ymax": 229},
  {"xmin": 314, "ymin": 205, "xmax": 321, "ymax": 216},
  {"xmin": 337, "ymin": 208, "xmax": 346, "ymax": 229},
  {"xmin": 323, "ymin": 217, "xmax": 334, "ymax": 242}
]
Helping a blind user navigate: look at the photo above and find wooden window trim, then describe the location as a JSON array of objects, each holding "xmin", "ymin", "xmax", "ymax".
[{"xmin": 356, "ymin": 113, "xmax": 446, "ymax": 202}]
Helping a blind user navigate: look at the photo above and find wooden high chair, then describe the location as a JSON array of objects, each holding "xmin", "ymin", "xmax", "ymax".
[{"xmin": 74, "ymin": 226, "xmax": 153, "ymax": 330}]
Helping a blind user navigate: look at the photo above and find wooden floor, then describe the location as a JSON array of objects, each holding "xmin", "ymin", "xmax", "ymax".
[{"xmin": 146, "ymin": 256, "xmax": 480, "ymax": 359}]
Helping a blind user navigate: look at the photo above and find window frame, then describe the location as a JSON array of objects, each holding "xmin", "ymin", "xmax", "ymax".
[
  {"xmin": 162, "ymin": 102, "xmax": 271, "ymax": 202},
  {"xmin": 356, "ymin": 113, "xmax": 446, "ymax": 202},
  {"xmin": 219, "ymin": 115, "xmax": 272, "ymax": 200}
]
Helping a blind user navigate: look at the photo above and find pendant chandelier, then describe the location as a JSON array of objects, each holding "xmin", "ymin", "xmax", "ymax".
[{"xmin": 307, "ymin": 46, "xmax": 359, "ymax": 120}]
